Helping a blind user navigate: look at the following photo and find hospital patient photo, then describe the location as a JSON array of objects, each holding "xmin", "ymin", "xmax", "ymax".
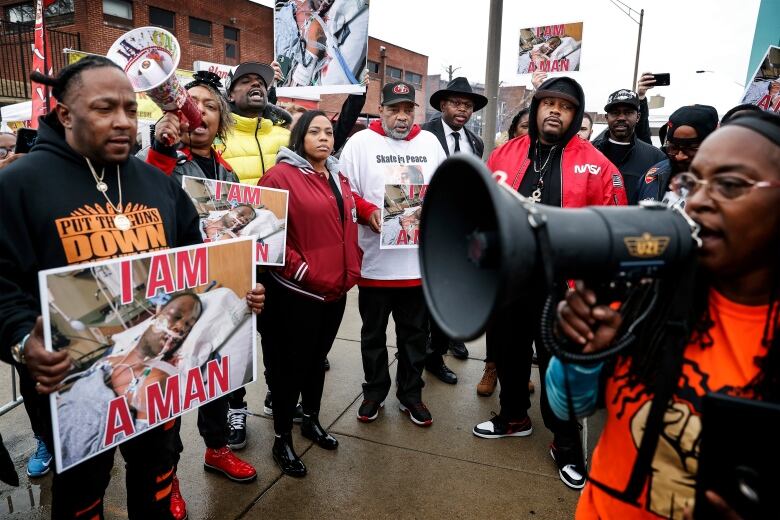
[
  {"xmin": 182, "ymin": 176, "xmax": 288, "ymax": 266},
  {"xmin": 517, "ymin": 22, "xmax": 583, "ymax": 74},
  {"xmin": 41, "ymin": 239, "xmax": 256, "ymax": 471},
  {"xmin": 274, "ymin": 0, "xmax": 369, "ymax": 88}
]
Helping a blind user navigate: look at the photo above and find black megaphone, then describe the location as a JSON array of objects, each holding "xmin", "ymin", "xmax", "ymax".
[{"xmin": 419, "ymin": 154, "xmax": 700, "ymax": 343}]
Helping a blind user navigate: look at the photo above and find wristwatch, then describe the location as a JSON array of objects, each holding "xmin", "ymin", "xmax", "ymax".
[{"xmin": 10, "ymin": 333, "xmax": 30, "ymax": 365}]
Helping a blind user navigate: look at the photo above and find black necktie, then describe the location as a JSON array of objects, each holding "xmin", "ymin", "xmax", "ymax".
[{"xmin": 452, "ymin": 131, "xmax": 461, "ymax": 153}]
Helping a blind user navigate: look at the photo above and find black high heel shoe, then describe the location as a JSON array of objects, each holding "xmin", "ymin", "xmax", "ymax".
[
  {"xmin": 301, "ymin": 414, "xmax": 339, "ymax": 450},
  {"xmin": 272, "ymin": 433, "xmax": 307, "ymax": 477}
]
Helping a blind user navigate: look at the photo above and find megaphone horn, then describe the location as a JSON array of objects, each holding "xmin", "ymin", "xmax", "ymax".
[
  {"xmin": 419, "ymin": 154, "xmax": 699, "ymax": 342},
  {"xmin": 107, "ymin": 27, "xmax": 202, "ymax": 142}
]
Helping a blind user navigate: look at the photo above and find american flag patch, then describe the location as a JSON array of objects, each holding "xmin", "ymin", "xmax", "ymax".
[{"xmin": 612, "ymin": 174, "xmax": 623, "ymax": 188}]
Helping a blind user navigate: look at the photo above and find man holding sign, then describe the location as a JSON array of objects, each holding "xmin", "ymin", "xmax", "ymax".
[
  {"xmin": 341, "ymin": 81, "xmax": 446, "ymax": 426},
  {"xmin": 0, "ymin": 56, "xmax": 264, "ymax": 519}
]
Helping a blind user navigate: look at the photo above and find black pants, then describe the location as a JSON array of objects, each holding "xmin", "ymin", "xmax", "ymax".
[
  {"xmin": 426, "ymin": 320, "xmax": 449, "ymax": 365},
  {"xmin": 51, "ymin": 420, "xmax": 177, "ymax": 520},
  {"xmin": 358, "ymin": 286, "xmax": 429, "ymax": 404},
  {"xmin": 170, "ymin": 395, "xmax": 229, "ymax": 467},
  {"xmin": 488, "ymin": 300, "xmax": 535, "ymax": 419},
  {"xmin": 490, "ymin": 297, "xmax": 581, "ymax": 454},
  {"xmin": 258, "ymin": 274, "xmax": 346, "ymax": 434},
  {"xmin": 484, "ymin": 335, "xmax": 496, "ymax": 364},
  {"xmin": 16, "ymin": 365, "xmax": 45, "ymax": 437}
]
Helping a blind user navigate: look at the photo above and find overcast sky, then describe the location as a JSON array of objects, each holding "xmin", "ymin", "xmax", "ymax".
[{"xmin": 253, "ymin": 0, "xmax": 762, "ymax": 117}]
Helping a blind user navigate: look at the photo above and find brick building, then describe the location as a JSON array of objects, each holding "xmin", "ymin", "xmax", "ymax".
[
  {"xmin": 317, "ymin": 37, "xmax": 428, "ymax": 125},
  {"xmin": 0, "ymin": 0, "xmax": 273, "ymax": 104}
]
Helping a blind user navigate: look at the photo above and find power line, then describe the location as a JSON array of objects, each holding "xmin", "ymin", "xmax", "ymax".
[{"xmin": 608, "ymin": 0, "xmax": 641, "ymax": 24}]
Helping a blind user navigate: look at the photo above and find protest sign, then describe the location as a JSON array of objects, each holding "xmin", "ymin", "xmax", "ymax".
[
  {"xmin": 41, "ymin": 238, "xmax": 256, "ymax": 472},
  {"xmin": 182, "ymin": 176, "xmax": 288, "ymax": 266},
  {"xmin": 380, "ymin": 165, "xmax": 426, "ymax": 249},
  {"xmin": 274, "ymin": 0, "xmax": 369, "ymax": 96},
  {"xmin": 741, "ymin": 45, "xmax": 780, "ymax": 113},
  {"xmin": 517, "ymin": 22, "xmax": 583, "ymax": 74}
]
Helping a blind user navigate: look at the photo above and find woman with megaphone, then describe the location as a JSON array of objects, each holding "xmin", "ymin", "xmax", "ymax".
[
  {"xmin": 551, "ymin": 111, "xmax": 780, "ymax": 519},
  {"xmin": 139, "ymin": 70, "xmax": 257, "ymax": 520},
  {"xmin": 141, "ymin": 70, "xmax": 238, "ymax": 185}
]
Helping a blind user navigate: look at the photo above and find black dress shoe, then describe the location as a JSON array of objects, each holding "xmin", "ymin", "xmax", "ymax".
[
  {"xmin": 426, "ymin": 361, "xmax": 458, "ymax": 384},
  {"xmin": 448, "ymin": 341, "xmax": 469, "ymax": 360},
  {"xmin": 301, "ymin": 415, "xmax": 339, "ymax": 450},
  {"xmin": 272, "ymin": 433, "xmax": 307, "ymax": 477}
]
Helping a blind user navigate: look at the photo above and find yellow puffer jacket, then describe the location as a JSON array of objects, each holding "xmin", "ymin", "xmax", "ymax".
[{"xmin": 221, "ymin": 113, "xmax": 291, "ymax": 185}]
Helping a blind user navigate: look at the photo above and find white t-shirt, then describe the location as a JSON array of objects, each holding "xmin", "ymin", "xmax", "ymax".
[{"xmin": 340, "ymin": 126, "xmax": 447, "ymax": 281}]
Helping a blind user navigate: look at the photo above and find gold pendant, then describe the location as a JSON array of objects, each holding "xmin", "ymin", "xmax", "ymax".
[
  {"xmin": 114, "ymin": 214, "xmax": 131, "ymax": 231},
  {"xmin": 531, "ymin": 189, "xmax": 542, "ymax": 203}
]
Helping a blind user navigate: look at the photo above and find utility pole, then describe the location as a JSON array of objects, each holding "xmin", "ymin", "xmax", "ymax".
[
  {"xmin": 482, "ymin": 0, "xmax": 502, "ymax": 158},
  {"xmin": 632, "ymin": 9, "xmax": 644, "ymax": 90},
  {"xmin": 609, "ymin": 0, "xmax": 644, "ymax": 89},
  {"xmin": 444, "ymin": 65, "xmax": 461, "ymax": 82}
]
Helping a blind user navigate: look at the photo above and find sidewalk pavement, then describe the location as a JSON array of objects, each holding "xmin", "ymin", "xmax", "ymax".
[{"xmin": 0, "ymin": 289, "xmax": 602, "ymax": 519}]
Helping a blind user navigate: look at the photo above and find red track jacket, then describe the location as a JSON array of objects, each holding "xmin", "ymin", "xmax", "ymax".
[{"xmin": 259, "ymin": 159, "xmax": 378, "ymax": 302}]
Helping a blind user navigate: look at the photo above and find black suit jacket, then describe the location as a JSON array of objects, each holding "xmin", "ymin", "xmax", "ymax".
[{"xmin": 421, "ymin": 116, "xmax": 485, "ymax": 158}]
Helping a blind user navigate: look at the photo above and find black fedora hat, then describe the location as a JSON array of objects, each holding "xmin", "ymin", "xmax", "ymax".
[{"xmin": 429, "ymin": 77, "xmax": 489, "ymax": 112}]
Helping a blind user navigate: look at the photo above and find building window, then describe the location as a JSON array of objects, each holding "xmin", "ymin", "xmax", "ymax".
[
  {"xmin": 224, "ymin": 26, "xmax": 239, "ymax": 63},
  {"xmin": 189, "ymin": 16, "xmax": 212, "ymax": 45},
  {"xmin": 367, "ymin": 60, "xmax": 380, "ymax": 74},
  {"xmin": 6, "ymin": 0, "xmax": 75, "ymax": 26},
  {"xmin": 386, "ymin": 66, "xmax": 402, "ymax": 81},
  {"xmin": 404, "ymin": 71, "xmax": 422, "ymax": 87},
  {"xmin": 149, "ymin": 6, "xmax": 174, "ymax": 32},
  {"xmin": 103, "ymin": 0, "xmax": 132, "ymax": 27}
]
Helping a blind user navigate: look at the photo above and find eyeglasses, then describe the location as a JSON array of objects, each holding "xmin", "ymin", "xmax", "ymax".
[
  {"xmin": 663, "ymin": 142, "xmax": 699, "ymax": 158},
  {"xmin": 669, "ymin": 172, "xmax": 780, "ymax": 202},
  {"xmin": 0, "ymin": 147, "xmax": 13, "ymax": 159},
  {"xmin": 446, "ymin": 99, "xmax": 475, "ymax": 110}
]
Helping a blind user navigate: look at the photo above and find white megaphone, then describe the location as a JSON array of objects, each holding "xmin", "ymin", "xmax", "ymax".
[{"xmin": 107, "ymin": 27, "xmax": 202, "ymax": 144}]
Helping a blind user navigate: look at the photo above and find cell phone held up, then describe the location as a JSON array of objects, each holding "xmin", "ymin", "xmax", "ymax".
[
  {"xmin": 14, "ymin": 128, "xmax": 38, "ymax": 154},
  {"xmin": 651, "ymin": 73, "xmax": 671, "ymax": 86}
]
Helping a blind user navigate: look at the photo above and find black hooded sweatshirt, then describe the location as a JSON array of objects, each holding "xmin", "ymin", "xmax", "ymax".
[
  {"xmin": 517, "ymin": 77, "xmax": 586, "ymax": 207},
  {"xmin": 0, "ymin": 113, "xmax": 201, "ymax": 363}
]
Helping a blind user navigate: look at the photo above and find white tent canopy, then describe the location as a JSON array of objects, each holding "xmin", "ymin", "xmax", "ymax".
[{"xmin": 1, "ymin": 100, "xmax": 31, "ymax": 123}]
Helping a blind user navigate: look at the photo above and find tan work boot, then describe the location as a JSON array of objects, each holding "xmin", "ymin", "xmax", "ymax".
[{"xmin": 477, "ymin": 362, "xmax": 498, "ymax": 396}]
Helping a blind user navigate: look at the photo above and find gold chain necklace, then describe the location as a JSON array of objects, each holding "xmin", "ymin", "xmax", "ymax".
[{"xmin": 85, "ymin": 157, "xmax": 131, "ymax": 231}]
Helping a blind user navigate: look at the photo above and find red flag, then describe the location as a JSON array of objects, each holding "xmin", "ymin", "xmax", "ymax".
[{"xmin": 29, "ymin": 0, "xmax": 56, "ymax": 128}]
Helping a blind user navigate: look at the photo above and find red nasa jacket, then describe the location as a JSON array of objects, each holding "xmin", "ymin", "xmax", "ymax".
[{"xmin": 487, "ymin": 134, "xmax": 627, "ymax": 207}]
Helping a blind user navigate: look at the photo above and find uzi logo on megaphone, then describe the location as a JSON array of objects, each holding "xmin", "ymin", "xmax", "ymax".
[{"xmin": 107, "ymin": 27, "xmax": 202, "ymax": 131}]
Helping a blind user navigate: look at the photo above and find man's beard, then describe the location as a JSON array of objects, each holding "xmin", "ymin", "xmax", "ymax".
[
  {"xmin": 539, "ymin": 130, "xmax": 562, "ymax": 144},
  {"xmin": 381, "ymin": 118, "xmax": 412, "ymax": 140}
]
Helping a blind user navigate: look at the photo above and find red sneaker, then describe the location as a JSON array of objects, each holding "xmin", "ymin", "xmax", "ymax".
[
  {"xmin": 170, "ymin": 475, "xmax": 188, "ymax": 520},
  {"xmin": 204, "ymin": 446, "xmax": 257, "ymax": 482}
]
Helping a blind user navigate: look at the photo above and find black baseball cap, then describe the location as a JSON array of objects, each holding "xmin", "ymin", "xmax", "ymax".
[
  {"xmin": 604, "ymin": 89, "xmax": 640, "ymax": 112},
  {"xmin": 534, "ymin": 79, "xmax": 580, "ymax": 107},
  {"xmin": 226, "ymin": 62, "xmax": 274, "ymax": 93},
  {"xmin": 661, "ymin": 104, "xmax": 719, "ymax": 144},
  {"xmin": 381, "ymin": 81, "xmax": 418, "ymax": 106}
]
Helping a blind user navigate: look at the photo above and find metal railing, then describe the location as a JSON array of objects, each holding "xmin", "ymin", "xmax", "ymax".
[
  {"xmin": 0, "ymin": 19, "xmax": 81, "ymax": 100},
  {"xmin": 0, "ymin": 366, "xmax": 23, "ymax": 417}
]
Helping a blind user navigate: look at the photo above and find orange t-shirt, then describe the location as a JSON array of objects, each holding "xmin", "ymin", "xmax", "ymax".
[{"xmin": 577, "ymin": 290, "xmax": 769, "ymax": 520}]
